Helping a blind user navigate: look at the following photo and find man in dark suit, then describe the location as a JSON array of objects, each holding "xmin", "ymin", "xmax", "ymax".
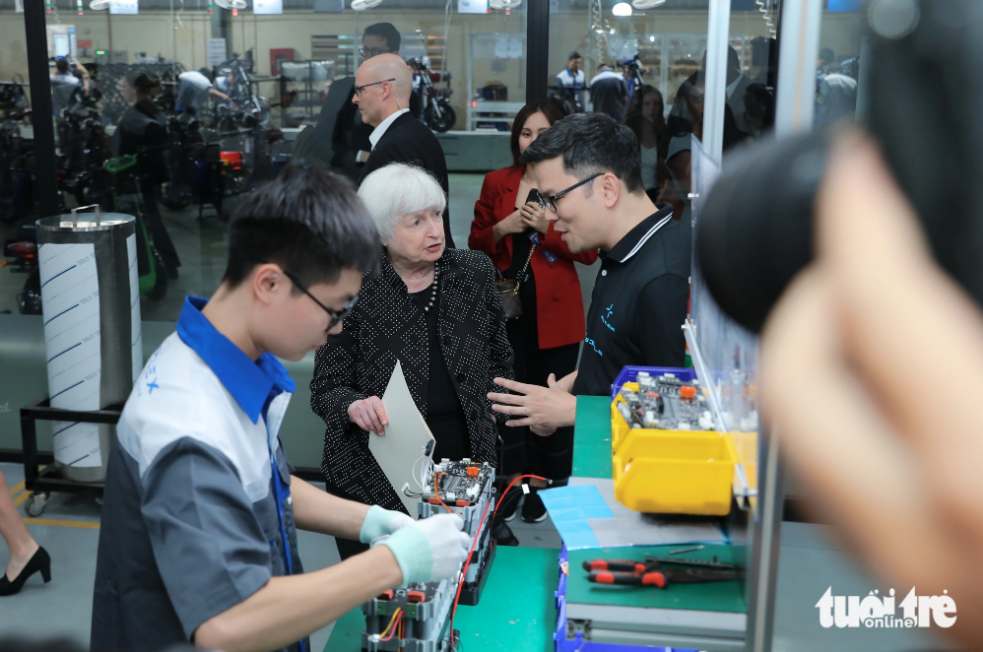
[
  {"xmin": 353, "ymin": 54, "xmax": 454, "ymax": 248},
  {"xmin": 294, "ymin": 22, "xmax": 401, "ymax": 178}
]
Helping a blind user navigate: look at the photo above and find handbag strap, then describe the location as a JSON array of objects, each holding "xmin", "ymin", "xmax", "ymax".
[{"xmin": 512, "ymin": 244, "xmax": 537, "ymax": 296}]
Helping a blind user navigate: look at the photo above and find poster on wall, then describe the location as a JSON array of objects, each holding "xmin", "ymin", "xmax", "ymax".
[
  {"xmin": 47, "ymin": 25, "xmax": 77, "ymax": 59},
  {"xmin": 207, "ymin": 38, "xmax": 229, "ymax": 68},
  {"xmin": 493, "ymin": 37, "xmax": 523, "ymax": 59},
  {"xmin": 110, "ymin": 0, "xmax": 139, "ymax": 14},
  {"xmin": 458, "ymin": 0, "xmax": 488, "ymax": 14},
  {"xmin": 254, "ymin": 0, "xmax": 284, "ymax": 14}
]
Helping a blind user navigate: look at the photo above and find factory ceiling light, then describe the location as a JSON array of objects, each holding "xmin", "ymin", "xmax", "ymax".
[
  {"xmin": 89, "ymin": 0, "xmax": 114, "ymax": 9},
  {"xmin": 214, "ymin": 0, "xmax": 247, "ymax": 8},
  {"xmin": 489, "ymin": 0, "xmax": 522, "ymax": 10},
  {"xmin": 351, "ymin": 0, "xmax": 384, "ymax": 10},
  {"xmin": 631, "ymin": 0, "xmax": 667, "ymax": 8},
  {"xmin": 612, "ymin": 2, "xmax": 632, "ymax": 16}
]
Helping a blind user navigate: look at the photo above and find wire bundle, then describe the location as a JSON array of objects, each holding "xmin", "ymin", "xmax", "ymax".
[
  {"xmin": 446, "ymin": 474, "xmax": 549, "ymax": 650},
  {"xmin": 375, "ymin": 607, "xmax": 404, "ymax": 649}
]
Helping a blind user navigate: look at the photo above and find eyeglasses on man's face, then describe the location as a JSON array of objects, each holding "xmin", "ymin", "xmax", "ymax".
[
  {"xmin": 274, "ymin": 266, "xmax": 359, "ymax": 333},
  {"xmin": 354, "ymin": 78, "xmax": 396, "ymax": 96},
  {"xmin": 542, "ymin": 173, "xmax": 603, "ymax": 212}
]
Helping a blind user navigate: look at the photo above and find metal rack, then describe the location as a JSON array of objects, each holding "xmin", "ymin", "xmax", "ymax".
[{"xmin": 19, "ymin": 395, "xmax": 120, "ymax": 517}]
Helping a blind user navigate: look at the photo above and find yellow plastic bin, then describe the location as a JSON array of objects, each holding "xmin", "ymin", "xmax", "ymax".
[
  {"xmin": 610, "ymin": 400, "xmax": 631, "ymax": 453},
  {"xmin": 612, "ymin": 429, "xmax": 737, "ymax": 516}
]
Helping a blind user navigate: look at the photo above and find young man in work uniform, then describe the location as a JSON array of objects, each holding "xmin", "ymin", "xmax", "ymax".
[
  {"xmin": 488, "ymin": 113, "xmax": 689, "ymax": 434},
  {"xmin": 90, "ymin": 166, "xmax": 470, "ymax": 652}
]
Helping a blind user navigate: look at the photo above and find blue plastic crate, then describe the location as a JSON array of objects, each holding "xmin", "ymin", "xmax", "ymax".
[
  {"xmin": 610, "ymin": 366, "xmax": 698, "ymax": 401},
  {"xmin": 555, "ymin": 598, "xmax": 695, "ymax": 652},
  {"xmin": 556, "ymin": 545, "xmax": 569, "ymax": 604},
  {"xmin": 554, "ymin": 546, "xmax": 696, "ymax": 652}
]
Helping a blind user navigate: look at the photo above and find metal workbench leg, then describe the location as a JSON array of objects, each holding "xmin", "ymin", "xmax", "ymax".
[{"xmin": 21, "ymin": 413, "xmax": 38, "ymax": 491}]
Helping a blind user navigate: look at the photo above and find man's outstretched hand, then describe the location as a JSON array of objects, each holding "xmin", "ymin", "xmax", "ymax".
[{"xmin": 488, "ymin": 377, "xmax": 577, "ymax": 429}]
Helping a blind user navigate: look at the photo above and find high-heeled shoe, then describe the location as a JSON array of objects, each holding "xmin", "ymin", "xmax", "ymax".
[{"xmin": 0, "ymin": 546, "xmax": 51, "ymax": 596}]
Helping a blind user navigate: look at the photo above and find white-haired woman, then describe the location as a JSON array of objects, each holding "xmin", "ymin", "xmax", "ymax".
[{"xmin": 311, "ymin": 163, "xmax": 514, "ymax": 560}]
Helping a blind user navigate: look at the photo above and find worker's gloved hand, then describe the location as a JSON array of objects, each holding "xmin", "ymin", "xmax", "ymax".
[
  {"xmin": 359, "ymin": 505, "xmax": 415, "ymax": 544},
  {"xmin": 376, "ymin": 513, "xmax": 471, "ymax": 586}
]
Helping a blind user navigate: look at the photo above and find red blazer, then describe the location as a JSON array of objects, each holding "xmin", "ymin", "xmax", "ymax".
[{"xmin": 470, "ymin": 165, "xmax": 599, "ymax": 350}]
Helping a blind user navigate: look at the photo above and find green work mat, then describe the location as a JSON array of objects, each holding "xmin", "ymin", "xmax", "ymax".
[
  {"xmin": 572, "ymin": 395, "xmax": 613, "ymax": 479},
  {"xmin": 324, "ymin": 546, "xmax": 560, "ymax": 651},
  {"xmin": 566, "ymin": 544, "xmax": 747, "ymax": 613}
]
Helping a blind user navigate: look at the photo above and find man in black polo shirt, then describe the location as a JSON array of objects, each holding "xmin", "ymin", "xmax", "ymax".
[{"xmin": 488, "ymin": 112, "xmax": 689, "ymax": 429}]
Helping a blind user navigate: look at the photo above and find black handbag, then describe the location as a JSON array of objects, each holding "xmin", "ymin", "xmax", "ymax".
[{"xmin": 495, "ymin": 244, "xmax": 536, "ymax": 320}]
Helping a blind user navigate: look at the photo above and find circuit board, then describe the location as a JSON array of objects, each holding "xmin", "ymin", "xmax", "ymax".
[
  {"xmin": 417, "ymin": 460, "xmax": 496, "ymax": 592},
  {"xmin": 362, "ymin": 459, "xmax": 496, "ymax": 652},
  {"xmin": 617, "ymin": 372, "xmax": 715, "ymax": 431}
]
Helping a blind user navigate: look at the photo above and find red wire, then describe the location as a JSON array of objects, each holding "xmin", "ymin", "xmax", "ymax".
[
  {"xmin": 447, "ymin": 474, "xmax": 549, "ymax": 647},
  {"xmin": 435, "ymin": 472, "xmax": 454, "ymax": 514},
  {"xmin": 380, "ymin": 611, "xmax": 403, "ymax": 642}
]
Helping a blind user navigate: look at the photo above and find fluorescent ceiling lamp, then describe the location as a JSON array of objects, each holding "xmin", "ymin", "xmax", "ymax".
[
  {"xmin": 632, "ymin": 0, "xmax": 666, "ymax": 7},
  {"xmin": 612, "ymin": 2, "xmax": 632, "ymax": 15},
  {"xmin": 351, "ymin": 0, "xmax": 383, "ymax": 10},
  {"xmin": 89, "ymin": 0, "xmax": 113, "ymax": 9},
  {"xmin": 214, "ymin": 0, "xmax": 247, "ymax": 8},
  {"xmin": 489, "ymin": 0, "xmax": 521, "ymax": 9}
]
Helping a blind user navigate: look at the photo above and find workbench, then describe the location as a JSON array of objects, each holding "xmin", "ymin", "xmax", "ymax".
[{"xmin": 324, "ymin": 396, "xmax": 747, "ymax": 652}]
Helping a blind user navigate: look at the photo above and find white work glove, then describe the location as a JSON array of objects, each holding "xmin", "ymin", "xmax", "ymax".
[
  {"xmin": 359, "ymin": 505, "xmax": 415, "ymax": 544},
  {"xmin": 376, "ymin": 513, "xmax": 471, "ymax": 586}
]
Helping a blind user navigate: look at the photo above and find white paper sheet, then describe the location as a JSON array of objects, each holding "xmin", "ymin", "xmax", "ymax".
[
  {"xmin": 39, "ymin": 242, "xmax": 103, "ymax": 468},
  {"xmin": 369, "ymin": 361, "xmax": 436, "ymax": 514}
]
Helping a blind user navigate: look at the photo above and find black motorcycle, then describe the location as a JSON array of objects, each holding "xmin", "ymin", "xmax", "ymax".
[
  {"xmin": 210, "ymin": 53, "xmax": 272, "ymax": 131},
  {"xmin": 408, "ymin": 58, "xmax": 457, "ymax": 133}
]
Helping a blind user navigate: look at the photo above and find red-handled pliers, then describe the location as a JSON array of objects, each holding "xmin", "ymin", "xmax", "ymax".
[
  {"xmin": 588, "ymin": 567, "xmax": 743, "ymax": 588},
  {"xmin": 588, "ymin": 569, "xmax": 669, "ymax": 587},
  {"xmin": 581, "ymin": 559, "xmax": 651, "ymax": 573}
]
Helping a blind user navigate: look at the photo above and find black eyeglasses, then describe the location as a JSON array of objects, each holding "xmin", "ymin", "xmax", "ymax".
[
  {"xmin": 358, "ymin": 47, "xmax": 393, "ymax": 59},
  {"xmin": 542, "ymin": 173, "xmax": 603, "ymax": 212},
  {"xmin": 354, "ymin": 78, "xmax": 396, "ymax": 96},
  {"xmin": 277, "ymin": 267, "xmax": 359, "ymax": 333}
]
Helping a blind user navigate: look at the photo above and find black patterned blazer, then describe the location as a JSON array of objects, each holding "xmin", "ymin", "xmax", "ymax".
[{"xmin": 311, "ymin": 248, "xmax": 514, "ymax": 513}]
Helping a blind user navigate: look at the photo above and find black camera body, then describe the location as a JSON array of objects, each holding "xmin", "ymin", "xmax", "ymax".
[{"xmin": 697, "ymin": 0, "xmax": 983, "ymax": 333}]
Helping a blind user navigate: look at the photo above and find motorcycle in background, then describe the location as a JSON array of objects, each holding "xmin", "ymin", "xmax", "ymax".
[
  {"xmin": 407, "ymin": 57, "xmax": 457, "ymax": 133},
  {"xmin": 211, "ymin": 53, "xmax": 272, "ymax": 130}
]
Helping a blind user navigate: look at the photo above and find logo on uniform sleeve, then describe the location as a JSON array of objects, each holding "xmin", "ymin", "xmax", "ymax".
[
  {"xmin": 145, "ymin": 365, "xmax": 159, "ymax": 395},
  {"xmin": 601, "ymin": 304, "xmax": 616, "ymax": 332}
]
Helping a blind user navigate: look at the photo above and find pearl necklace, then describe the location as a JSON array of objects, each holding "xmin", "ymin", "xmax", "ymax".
[{"xmin": 422, "ymin": 263, "xmax": 440, "ymax": 313}]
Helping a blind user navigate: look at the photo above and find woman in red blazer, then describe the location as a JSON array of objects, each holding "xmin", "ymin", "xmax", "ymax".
[{"xmin": 470, "ymin": 100, "xmax": 598, "ymax": 523}]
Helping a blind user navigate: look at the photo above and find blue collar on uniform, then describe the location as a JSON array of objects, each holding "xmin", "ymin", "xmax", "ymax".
[{"xmin": 176, "ymin": 296, "xmax": 296, "ymax": 424}]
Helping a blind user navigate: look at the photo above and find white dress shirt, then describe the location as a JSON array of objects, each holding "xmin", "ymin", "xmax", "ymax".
[
  {"xmin": 357, "ymin": 108, "xmax": 410, "ymax": 163},
  {"xmin": 369, "ymin": 108, "xmax": 410, "ymax": 150}
]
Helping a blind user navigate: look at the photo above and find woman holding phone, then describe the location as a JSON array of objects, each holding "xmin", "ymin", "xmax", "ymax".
[{"xmin": 469, "ymin": 101, "xmax": 598, "ymax": 523}]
